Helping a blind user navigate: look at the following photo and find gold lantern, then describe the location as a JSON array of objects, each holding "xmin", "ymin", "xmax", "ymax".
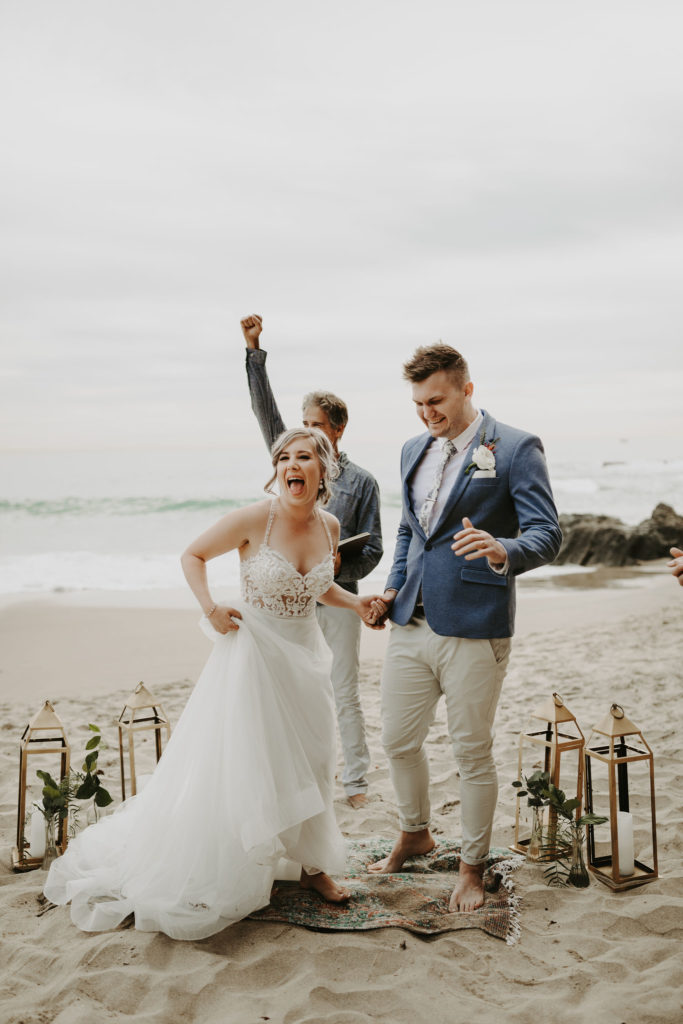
[
  {"xmin": 118, "ymin": 682, "xmax": 171, "ymax": 799},
  {"xmin": 584, "ymin": 704, "xmax": 658, "ymax": 891},
  {"xmin": 512, "ymin": 692, "xmax": 585, "ymax": 857},
  {"xmin": 12, "ymin": 701, "xmax": 71, "ymax": 871}
]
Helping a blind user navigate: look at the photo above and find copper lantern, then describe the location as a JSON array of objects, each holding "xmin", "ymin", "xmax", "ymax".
[
  {"xmin": 118, "ymin": 682, "xmax": 171, "ymax": 799},
  {"xmin": 12, "ymin": 701, "xmax": 71, "ymax": 871},
  {"xmin": 584, "ymin": 704, "xmax": 658, "ymax": 890},
  {"xmin": 512, "ymin": 692, "xmax": 585, "ymax": 857}
]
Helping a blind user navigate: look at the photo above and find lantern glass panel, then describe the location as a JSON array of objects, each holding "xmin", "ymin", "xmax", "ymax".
[{"xmin": 120, "ymin": 727, "xmax": 163, "ymax": 790}]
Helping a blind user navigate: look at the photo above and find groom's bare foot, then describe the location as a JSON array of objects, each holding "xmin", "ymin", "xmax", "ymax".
[
  {"xmin": 367, "ymin": 829, "xmax": 436, "ymax": 873},
  {"xmin": 300, "ymin": 869, "xmax": 350, "ymax": 903},
  {"xmin": 449, "ymin": 860, "xmax": 485, "ymax": 913}
]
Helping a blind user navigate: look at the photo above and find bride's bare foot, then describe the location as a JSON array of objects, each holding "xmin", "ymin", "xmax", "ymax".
[
  {"xmin": 300, "ymin": 869, "xmax": 350, "ymax": 903},
  {"xmin": 367, "ymin": 829, "xmax": 436, "ymax": 873},
  {"xmin": 449, "ymin": 860, "xmax": 485, "ymax": 913}
]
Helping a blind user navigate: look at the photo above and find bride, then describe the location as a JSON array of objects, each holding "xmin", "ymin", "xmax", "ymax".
[{"xmin": 44, "ymin": 427, "xmax": 383, "ymax": 940}]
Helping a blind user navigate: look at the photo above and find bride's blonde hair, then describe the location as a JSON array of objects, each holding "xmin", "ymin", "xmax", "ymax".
[{"xmin": 264, "ymin": 427, "xmax": 339, "ymax": 506}]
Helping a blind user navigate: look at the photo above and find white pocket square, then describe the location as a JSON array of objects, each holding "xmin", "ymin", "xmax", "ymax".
[{"xmin": 472, "ymin": 469, "xmax": 496, "ymax": 478}]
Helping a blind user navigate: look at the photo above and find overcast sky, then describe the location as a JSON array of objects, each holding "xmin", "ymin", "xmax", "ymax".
[{"xmin": 1, "ymin": 0, "xmax": 682, "ymax": 460}]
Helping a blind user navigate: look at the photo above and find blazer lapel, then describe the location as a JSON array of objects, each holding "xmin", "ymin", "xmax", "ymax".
[
  {"xmin": 431, "ymin": 410, "xmax": 497, "ymax": 535},
  {"xmin": 403, "ymin": 433, "xmax": 434, "ymax": 536}
]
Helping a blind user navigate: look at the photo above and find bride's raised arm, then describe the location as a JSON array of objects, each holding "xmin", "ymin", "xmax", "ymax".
[{"xmin": 181, "ymin": 500, "xmax": 269, "ymax": 633}]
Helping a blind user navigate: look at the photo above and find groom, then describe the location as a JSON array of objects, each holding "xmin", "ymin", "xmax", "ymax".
[{"xmin": 369, "ymin": 343, "xmax": 561, "ymax": 911}]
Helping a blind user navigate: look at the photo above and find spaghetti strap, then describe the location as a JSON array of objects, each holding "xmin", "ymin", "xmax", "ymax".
[
  {"xmin": 318, "ymin": 510, "xmax": 334, "ymax": 553},
  {"xmin": 264, "ymin": 499, "xmax": 277, "ymax": 545}
]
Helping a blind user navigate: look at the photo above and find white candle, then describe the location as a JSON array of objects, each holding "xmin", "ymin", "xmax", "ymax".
[
  {"xmin": 30, "ymin": 810, "xmax": 46, "ymax": 859},
  {"xmin": 616, "ymin": 810, "xmax": 635, "ymax": 876}
]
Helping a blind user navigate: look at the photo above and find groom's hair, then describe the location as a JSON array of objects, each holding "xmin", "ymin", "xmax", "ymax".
[
  {"xmin": 402, "ymin": 343, "xmax": 470, "ymax": 386},
  {"xmin": 301, "ymin": 391, "xmax": 349, "ymax": 431}
]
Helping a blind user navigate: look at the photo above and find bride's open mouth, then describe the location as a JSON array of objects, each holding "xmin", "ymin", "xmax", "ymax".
[{"xmin": 286, "ymin": 476, "xmax": 306, "ymax": 496}]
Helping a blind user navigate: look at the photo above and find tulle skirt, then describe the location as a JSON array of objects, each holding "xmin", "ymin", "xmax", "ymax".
[{"xmin": 44, "ymin": 603, "xmax": 347, "ymax": 940}]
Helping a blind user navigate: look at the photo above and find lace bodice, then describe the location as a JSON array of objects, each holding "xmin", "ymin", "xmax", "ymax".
[{"xmin": 240, "ymin": 500, "xmax": 335, "ymax": 618}]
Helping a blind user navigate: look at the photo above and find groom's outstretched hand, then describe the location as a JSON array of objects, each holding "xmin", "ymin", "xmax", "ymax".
[
  {"xmin": 668, "ymin": 546, "xmax": 683, "ymax": 586},
  {"xmin": 452, "ymin": 516, "xmax": 507, "ymax": 569},
  {"xmin": 240, "ymin": 314, "xmax": 263, "ymax": 349}
]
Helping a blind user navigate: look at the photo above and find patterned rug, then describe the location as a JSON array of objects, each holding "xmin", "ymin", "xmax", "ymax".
[{"xmin": 250, "ymin": 839, "xmax": 523, "ymax": 944}]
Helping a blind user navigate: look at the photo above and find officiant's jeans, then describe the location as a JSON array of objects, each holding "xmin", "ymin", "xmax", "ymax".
[
  {"xmin": 316, "ymin": 605, "xmax": 370, "ymax": 795},
  {"xmin": 381, "ymin": 620, "xmax": 511, "ymax": 866}
]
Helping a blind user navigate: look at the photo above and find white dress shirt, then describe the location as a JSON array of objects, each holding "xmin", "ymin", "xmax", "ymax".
[
  {"xmin": 409, "ymin": 412, "xmax": 484, "ymax": 532},
  {"xmin": 409, "ymin": 411, "xmax": 508, "ymax": 573}
]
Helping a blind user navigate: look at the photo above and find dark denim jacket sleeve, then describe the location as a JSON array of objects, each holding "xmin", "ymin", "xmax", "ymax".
[
  {"xmin": 334, "ymin": 472, "xmax": 383, "ymax": 584},
  {"xmin": 245, "ymin": 348, "xmax": 287, "ymax": 451}
]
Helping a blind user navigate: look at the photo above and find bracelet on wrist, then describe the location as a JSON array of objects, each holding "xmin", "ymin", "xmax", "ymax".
[{"xmin": 206, "ymin": 604, "xmax": 217, "ymax": 619}]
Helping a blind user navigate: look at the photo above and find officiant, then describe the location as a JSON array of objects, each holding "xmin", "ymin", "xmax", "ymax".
[{"xmin": 238, "ymin": 314, "xmax": 383, "ymax": 808}]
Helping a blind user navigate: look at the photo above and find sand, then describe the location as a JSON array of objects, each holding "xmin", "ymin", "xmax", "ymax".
[{"xmin": 1, "ymin": 566, "xmax": 682, "ymax": 1023}]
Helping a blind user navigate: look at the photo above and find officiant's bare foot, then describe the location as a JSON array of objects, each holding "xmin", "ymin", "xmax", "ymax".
[
  {"xmin": 367, "ymin": 828, "xmax": 436, "ymax": 873},
  {"xmin": 449, "ymin": 861, "xmax": 485, "ymax": 913},
  {"xmin": 300, "ymin": 869, "xmax": 350, "ymax": 903},
  {"xmin": 347, "ymin": 793, "xmax": 368, "ymax": 810}
]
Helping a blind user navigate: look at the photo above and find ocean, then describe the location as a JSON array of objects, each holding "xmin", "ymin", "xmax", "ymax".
[{"xmin": 2, "ymin": 440, "xmax": 682, "ymax": 598}]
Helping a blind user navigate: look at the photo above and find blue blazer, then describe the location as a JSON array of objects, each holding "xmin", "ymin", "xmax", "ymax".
[{"xmin": 386, "ymin": 410, "xmax": 562, "ymax": 638}]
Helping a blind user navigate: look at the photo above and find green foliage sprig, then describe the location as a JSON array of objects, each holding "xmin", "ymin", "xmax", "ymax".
[
  {"xmin": 512, "ymin": 768, "xmax": 550, "ymax": 808},
  {"xmin": 34, "ymin": 724, "xmax": 113, "ymax": 832},
  {"xmin": 512, "ymin": 770, "xmax": 607, "ymax": 887},
  {"xmin": 74, "ymin": 724, "xmax": 114, "ymax": 809}
]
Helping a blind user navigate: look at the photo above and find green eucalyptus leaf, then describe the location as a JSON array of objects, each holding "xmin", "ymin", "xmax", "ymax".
[
  {"xmin": 578, "ymin": 814, "xmax": 608, "ymax": 827},
  {"xmin": 94, "ymin": 788, "xmax": 113, "ymax": 807},
  {"xmin": 88, "ymin": 724, "xmax": 101, "ymax": 733},
  {"xmin": 75, "ymin": 776, "xmax": 97, "ymax": 800},
  {"xmin": 36, "ymin": 769, "xmax": 59, "ymax": 789},
  {"xmin": 85, "ymin": 735, "xmax": 100, "ymax": 750}
]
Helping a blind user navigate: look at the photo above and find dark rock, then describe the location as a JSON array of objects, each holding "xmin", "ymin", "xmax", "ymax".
[
  {"xmin": 630, "ymin": 503, "xmax": 683, "ymax": 561},
  {"xmin": 555, "ymin": 503, "xmax": 683, "ymax": 567}
]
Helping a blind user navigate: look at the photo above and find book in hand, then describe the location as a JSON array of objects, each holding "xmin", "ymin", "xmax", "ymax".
[{"xmin": 337, "ymin": 532, "xmax": 371, "ymax": 560}]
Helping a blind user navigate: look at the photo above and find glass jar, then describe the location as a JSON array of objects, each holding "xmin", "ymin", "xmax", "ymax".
[
  {"xmin": 42, "ymin": 816, "xmax": 59, "ymax": 871},
  {"xmin": 567, "ymin": 826, "xmax": 590, "ymax": 888}
]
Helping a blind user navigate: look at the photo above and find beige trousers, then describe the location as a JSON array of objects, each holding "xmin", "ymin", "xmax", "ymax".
[{"xmin": 381, "ymin": 618, "xmax": 511, "ymax": 866}]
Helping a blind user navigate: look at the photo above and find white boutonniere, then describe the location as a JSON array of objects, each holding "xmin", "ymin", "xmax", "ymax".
[{"xmin": 465, "ymin": 430, "xmax": 500, "ymax": 477}]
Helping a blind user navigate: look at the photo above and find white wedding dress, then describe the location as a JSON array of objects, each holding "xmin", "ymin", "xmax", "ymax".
[{"xmin": 44, "ymin": 501, "xmax": 347, "ymax": 940}]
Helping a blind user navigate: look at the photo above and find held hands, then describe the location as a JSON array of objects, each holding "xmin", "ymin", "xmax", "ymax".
[
  {"xmin": 359, "ymin": 590, "xmax": 396, "ymax": 629},
  {"xmin": 357, "ymin": 594, "xmax": 392, "ymax": 630},
  {"xmin": 667, "ymin": 547, "xmax": 683, "ymax": 586},
  {"xmin": 208, "ymin": 606, "xmax": 243, "ymax": 634},
  {"xmin": 452, "ymin": 516, "xmax": 507, "ymax": 568},
  {"xmin": 240, "ymin": 314, "xmax": 263, "ymax": 349}
]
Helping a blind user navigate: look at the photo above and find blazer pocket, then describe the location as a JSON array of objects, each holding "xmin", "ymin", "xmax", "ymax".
[{"xmin": 460, "ymin": 567, "xmax": 508, "ymax": 587}]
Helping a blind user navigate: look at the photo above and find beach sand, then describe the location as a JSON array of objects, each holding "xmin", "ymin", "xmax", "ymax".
[{"xmin": 1, "ymin": 567, "xmax": 681, "ymax": 1023}]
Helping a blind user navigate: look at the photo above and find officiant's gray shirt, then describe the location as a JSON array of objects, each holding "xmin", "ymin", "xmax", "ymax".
[{"xmin": 245, "ymin": 348, "xmax": 383, "ymax": 593}]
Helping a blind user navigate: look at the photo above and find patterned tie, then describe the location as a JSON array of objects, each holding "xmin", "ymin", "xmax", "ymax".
[{"xmin": 418, "ymin": 439, "xmax": 457, "ymax": 535}]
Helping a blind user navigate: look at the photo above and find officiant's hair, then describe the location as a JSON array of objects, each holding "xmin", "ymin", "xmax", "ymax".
[
  {"xmin": 265, "ymin": 427, "xmax": 340, "ymax": 506},
  {"xmin": 301, "ymin": 391, "xmax": 349, "ymax": 432},
  {"xmin": 402, "ymin": 343, "xmax": 470, "ymax": 387}
]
